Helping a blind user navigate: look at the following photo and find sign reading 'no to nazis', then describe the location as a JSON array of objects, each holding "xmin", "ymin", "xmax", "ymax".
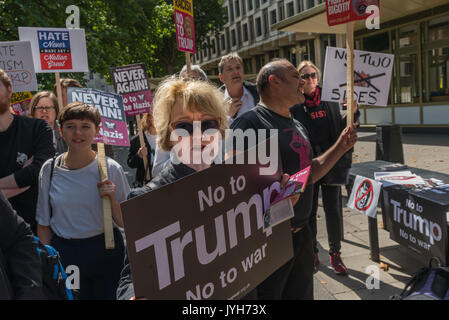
[{"xmin": 174, "ymin": 0, "xmax": 196, "ymax": 54}]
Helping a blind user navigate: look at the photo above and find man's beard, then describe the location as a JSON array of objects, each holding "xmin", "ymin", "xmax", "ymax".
[{"xmin": 0, "ymin": 101, "xmax": 10, "ymax": 115}]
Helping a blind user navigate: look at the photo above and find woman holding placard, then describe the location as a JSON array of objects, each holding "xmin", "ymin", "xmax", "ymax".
[
  {"xmin": 30, "ymin": 91, "xmax": 66, "ymax": 155},
  {"xmin": 291, "ymin": 61, "xmax": 359, "ymax": 276},
  {"xmin": 35, "ymin": 102, "xmax": 130, "ymax": 300},
  {"xmin": 127, "ymin": 112, "xmax": 157, "ymax": 187}
]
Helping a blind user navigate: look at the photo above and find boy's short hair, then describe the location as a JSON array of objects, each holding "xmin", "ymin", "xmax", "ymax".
[
  {"xmin": 0, "ymin": 69, "xmax": 12, "ymax": 89},
  {"xmin": 58, "ymin": 102, "xmax": 101, "ymax": 128},
  {"xmin": 54, "ymin": 78, "xmax": 82, "ymax": 95},
  {"xmin": 218, "ymin": 52, "xmax": 243, "ymax": 74}
]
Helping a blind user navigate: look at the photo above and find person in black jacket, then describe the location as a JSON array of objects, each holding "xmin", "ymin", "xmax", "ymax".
[
  {"xmin": 0, "ymin": 191, "xmax": 43, "ymax": 300},
  {"xmin": 127, "ymin": 112, "xmax": 157, "ymax": 187},
  {"xmin": 117, "ymin": 78, "xmax": 231, "ymax": 300},
  {"xmin": 218, "ymin": 52, "xmax": 260, "ymax": 120},
  {"xmin": 0, "ymin": 69, "xmax": 54, "ymax": 233},
  {"xmin": 291, "ymin": 61, "xmax": 360, "ymax": 275}
]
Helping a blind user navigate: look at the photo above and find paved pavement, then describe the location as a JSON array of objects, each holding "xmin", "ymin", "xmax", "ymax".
[
  {"xmin": 113, "ymin": 131, "xmax": 449, "ymax": 300},
  {"xmin": 313, "ymin": 131, "xmax": 449, "ymax": 300}
]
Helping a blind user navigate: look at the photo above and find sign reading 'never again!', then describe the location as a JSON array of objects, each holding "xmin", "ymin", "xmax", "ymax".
[{"xmin": 322, "ymin": 46, "xmax": 394, "ymax": 106}]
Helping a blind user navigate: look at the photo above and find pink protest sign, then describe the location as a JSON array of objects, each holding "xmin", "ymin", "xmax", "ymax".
[
  {"xmin": 110, "ymin": 63, "xmax": 152, "ymax": 117},
  {"xmin": 326, "ymin": 0, "xmax": 380, "ymax": 27},
  {"xmin": 174, "ymin": 0, "xmax": 196, "ymax": 53},
  {"xmin": 67, "ymin": 87, "xmax": 130, "ymax": 147}
]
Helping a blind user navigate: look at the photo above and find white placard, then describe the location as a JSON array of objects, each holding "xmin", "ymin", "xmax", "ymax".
[
  {"xmin": 18, "ymin": 27, "xmax": 89, "ymax": 73},
  {"xmin": 348, "ymin": 175, "xmax": 382, "ymax": 218},
  {"xmin": 0, "ymin": 41, "xmax": 37, "ymax": 92},
  {"xmin": 322, "ymin": 46, "xmax": 394, "ymax": 107}
]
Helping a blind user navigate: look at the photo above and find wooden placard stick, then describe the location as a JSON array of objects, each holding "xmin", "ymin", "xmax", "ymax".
[
  {"xmin": 186, "ymin": 52, "xmax": 192, "ymax": 77},
  {"xmin": 55, "ymin": 72, "xmax": 64, "ymax": 110},
  {"xmin": 97, "ymin": 142, "xmax": 115, "ymax": 249},
  {"xmin": 346, "ymin": 21, "xmax": 354, "ymax": 127},
  {"xmin": 136, "ymin": 114, "xmax": 151, "ymax": 182}
]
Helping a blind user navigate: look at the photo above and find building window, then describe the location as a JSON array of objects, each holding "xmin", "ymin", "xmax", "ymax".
[
  {"xmin": 287, "ymin": 2, "xmax": 294, "ymax": 17},
  {"xmin": 399, "ymin": 25, "xmax": 417, "ymax": 47},
  {"xmin": 307, "ymin": 0, "xmax": 314, "ymax": 9},
  {"xmin": 271, "ymin": 10, "xmax": 277, "ymax": 25},
  {"xmin": 363, "ymin": 32, "xmax": 389, "ymax": 52},
  {"xmin": 203, "ymin": 47, "xmax": 208, "ymax": 58},
  {"xmin": 237, "ymin": 23, "xmax": 242, "ymax": 44},
  {"xmin": 221, "ymin": 34, "xmax": 226, "ymax": 52},
  {"xmin": 297, "ymin": 0, "xmax": 304, "ymax": 13},
  {"xmin": 255, "ymin": 0, "xmax": 260, "ymax": 9},
  {"xmin": 211, "ymin": 39, "xmax": 216, "ymax": 55},
  {"xmin": 235, "ymin": 0, "xmax": 240, "ymax": 18},
  {"xmin": 428, "ymin": 15, "xmax": 449, "ymax": 41},
  {"xmin": 243, "ymin": 24, "xmax": 249, "ymax": 42},
  {"xmin": 229, "ymin": 3, "xmax": 234, "ymax": 23},
  {"xmin": 256, "ymin": 17, "xmax": 262, "ymax": 37},
  {"xmin": 263, "ymin": 9, "xmax": 269, "ymax": 35},
  {"xmin": 248, "ymin": 0, "xmax": 253, "ymax": 11},
  {"xmin": 242, "ymin": 0, "xmax": 246, "ymax": 15},
  {"xmin": 428, "ymin": 46, "xmax": 449, "ymax": 99},
  {"xmin": 255, "ymin": 55, "xmax": 265, "ymax": 71},
  {"xmin": 231, "ymin": 29, "xmax": 237, "ymax": 46},
  {"xmin": 243, "ymin": 58, "xmax": 252, "ymax": 74},
  {"xmin": 278, "ymin": 4, "xmax": 285, "ymax": 21}
]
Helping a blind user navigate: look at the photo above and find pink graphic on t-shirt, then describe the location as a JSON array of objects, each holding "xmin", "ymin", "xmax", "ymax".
[{"xmin": 283, "ymin": 128, "xmax": 311, "ymax": 168}]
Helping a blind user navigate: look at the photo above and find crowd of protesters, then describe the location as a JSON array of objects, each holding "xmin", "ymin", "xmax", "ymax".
[{"xmin": 0, "ymin": 52, "xmax": 358, "ymax": 300}]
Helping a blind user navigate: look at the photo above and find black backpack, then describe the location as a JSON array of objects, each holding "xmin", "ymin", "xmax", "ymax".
[
  {"xmin": 33, "ymin": 236, "xmax": 78, "ymax": 300},
  {"xmin": 393, "ymin": 257, "xmax": 449, "ymax": 300}
]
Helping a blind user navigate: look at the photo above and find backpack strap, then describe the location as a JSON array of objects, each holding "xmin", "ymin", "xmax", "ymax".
[{"xmin": 48, "ymin": 156, "xmax": 57, "ymax": 219}]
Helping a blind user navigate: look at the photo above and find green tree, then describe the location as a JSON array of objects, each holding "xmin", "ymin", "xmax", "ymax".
[{"xmin": 0, "ymin": 0, "xmax": 226, "ymax": 90}]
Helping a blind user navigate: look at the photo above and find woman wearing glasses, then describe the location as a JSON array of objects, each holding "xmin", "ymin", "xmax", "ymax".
[
  {"xmin": 30, "ymin": 91, "xmax": 66, "ymax": 155},
  {"xmin": 117, "ymin": 78, "xmax": 229, "ymax": 300},
  {"xmin": 291, "ymin": 61, "xmax": 359, "ymax": 276}
]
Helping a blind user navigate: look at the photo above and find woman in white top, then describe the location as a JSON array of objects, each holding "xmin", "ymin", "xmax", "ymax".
[{"xmin": 36, "ymin": 102, "xmax": 130, "ymax": 300}]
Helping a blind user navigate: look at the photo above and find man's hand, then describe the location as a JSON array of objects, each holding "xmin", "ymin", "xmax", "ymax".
[
  {"xmin": 336, "ymin": 126, "xmax": 357, "ymax": 153},
  {"xmin": 227, "ymin": 98, "xmax": 242, "ymax": 118}
]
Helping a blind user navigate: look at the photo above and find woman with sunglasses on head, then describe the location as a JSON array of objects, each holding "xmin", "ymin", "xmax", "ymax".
[
  {"xmin": 291, "ymin": 61, "xmax": 360, "ymax": 276},
  {"xmin": 127, "ymin": 112, "xmax": 157, "ymax": 187},
  {"xmin": 35, "ymin": 102, "xmax": 131, "ymax": 300},
  {"xmin": 117, "ymin": 78, "xmax": 229, "ymax": 300},
  {"xmin": 30, "ymin": 91, "xmax": 66, "ymax": 155}
]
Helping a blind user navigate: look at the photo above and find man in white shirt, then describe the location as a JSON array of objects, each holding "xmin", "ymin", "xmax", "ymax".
[{"xmin": 218, "ymin": 52, "xmax": 260, "ymax": 121}]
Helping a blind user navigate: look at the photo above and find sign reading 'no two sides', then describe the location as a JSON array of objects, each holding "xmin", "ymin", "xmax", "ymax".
[
  {"xmin": 174, "ymin": 0, "xmax": 196, "ymax": 53},
  {"xmin": 18, "ymin": 27, "xmax": 89, "ymax": 73},
  {"xmin": 326, "ymin": 0, "xmax": 380, "ymax": 26},
  {"xmin": 110, "ymin": 63, "xmax": 152, "ymax": 117},
  {"xmin": 322, "ymin": 46, "xmax": 394, "ymax": 106},
  {"xmin": 68, "ymin": 88, "xmax": 130, "ymax": 147}
]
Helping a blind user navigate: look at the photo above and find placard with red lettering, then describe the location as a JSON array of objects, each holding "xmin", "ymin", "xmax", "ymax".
[
  {"xmin": 18, "ymin": 27, "xmax": 89, "ymax": 73},
  {"xmin": 10, "ymin": 91, "xmax": 33, "ymax": 116},
  {"xmin": 174, "ymin": 0, "xmax": 196, "ymax": 53},
  {"xmin": 67, "ymin": 88, "xmax": 130, "ymax": 147},
  {"xmin": 326, "ymin": 0, "xmax": 380, "ymax": 26},
  {"xmin": 110, "ymin": 63, "xmax": 152, "ymax": 117}
]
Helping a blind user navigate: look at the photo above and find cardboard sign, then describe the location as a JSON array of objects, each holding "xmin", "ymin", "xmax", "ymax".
[
  {"xmin": 121, "ymin": 158, "xmax": 293, "ymax": 299},
  {"xmin": 67, "ymin": 88, "xmax": 130, "ymax": 147},
  {"xmin": 10, "ymin": 91, "xmax": 33, "ymax": 116},
  {"xmin": 0, "ymin": 41, "xmax": 38, "ymax": 92},
  {"xmin": 348, "ymin": 175, "xmax": 382, "ymax": 218},
  {"xmin": 18, "ymin": 27, "xmax": 89, "ymax": 73},
  {"xmin": 321, "ymin": 46, "xmax": 394, "ymax": 106},
  {"xmin": 383, "ymin": 187, "xmax": 448, "ymax": 265},
  {"xmin": 110, "ymin": 63, "xmax": 152, "ymax": 117},
  {"xmin": 326, "ymin": 0, "xmax": 380, "ymax": 26},
  {"xmin": 174, "ymin": 0, "xmax": 196, "ymax": 53}
]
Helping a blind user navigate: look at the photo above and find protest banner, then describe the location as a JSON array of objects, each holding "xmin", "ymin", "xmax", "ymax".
[
  {"xmin": 0, "ymin": 41, "xmax": 38, "ymax": 92},
  {"xmin": 111, "ymin": 63, "xmax": 152, "ymax": 181},
  {"xmin": 68, "ymin": 87, "xmax": 130, "ymax": 249},
  {"xmin": 68, "ymin": 87, "xmax": 130, "ymax": 147},
  {"xmin": 18, "ymin": 27, "xmax": 89, "ymax": 73},
  {"xmin": 10, "ymin": 91, "xmax": 33, "ymax": 116},
  {"xmin": 321, "ymin": 47, "xmax": 394, "ymax": 107},
  {"xmin": 325, "ymin": 0, "xmax": 380, "ymax": 27},
  {"xmin": 121, "ymin": 152, "xmax": 294, "ymax": 299},
  {"xmin": 383, "ymin": 187, "xmax": 449, "ymax": 265},
  {"xmin": 347, "ymin": 175, "xmax": 382, "ymax": 218},
  {"xmin": 325, "ymin": 0, "xmax": 380, "ymax": 126},
  {"xmin": 174, "ymin": 0, "xmax": 196, "ymax": 75}
]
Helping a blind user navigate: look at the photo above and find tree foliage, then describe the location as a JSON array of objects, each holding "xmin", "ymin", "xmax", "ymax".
[{"xmin": 0, "ymin": 0, "xmax": 227, "ymax": 90}]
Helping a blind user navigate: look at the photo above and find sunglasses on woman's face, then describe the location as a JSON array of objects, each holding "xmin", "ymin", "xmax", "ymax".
[
  {"xmin": 300, "ymin": 72, "xmax": 317, "ymax": 80},
  {"xmin": 172, "ymin": 119, "xmax": 219, "ymax": 135}
]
